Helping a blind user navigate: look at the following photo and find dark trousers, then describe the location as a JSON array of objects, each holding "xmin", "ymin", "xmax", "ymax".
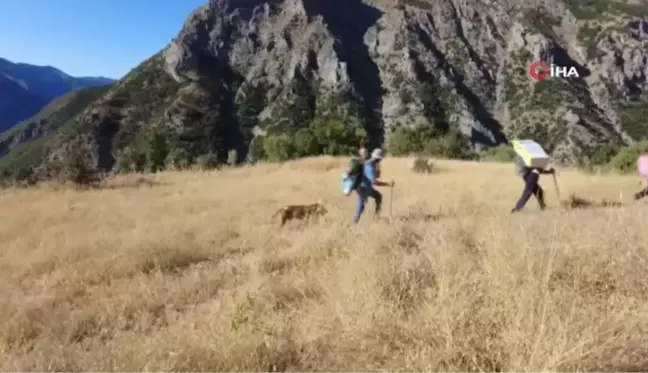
[
  {"xmin": 636, "ymin": 186, "xmax": 648, "ymax": 201},
  {"xmin": 512, "ymin": 172, "xmax": 545, "ymax": 212}
]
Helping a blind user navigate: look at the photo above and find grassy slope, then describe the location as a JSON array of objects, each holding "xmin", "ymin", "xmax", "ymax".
[{"xmin": 1, "ymin": 157, "xmax": 647, "ymax": 371}]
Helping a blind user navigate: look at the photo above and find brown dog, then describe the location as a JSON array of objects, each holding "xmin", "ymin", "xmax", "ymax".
[{"xmin": 271, "ymin": 202, "xmax": 328, "ymax": 227}]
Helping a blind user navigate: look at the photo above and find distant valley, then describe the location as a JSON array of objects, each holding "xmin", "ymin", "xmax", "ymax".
[{"xmin": 0, "ymin": 57, "xmax": 114, "ymax": 132}]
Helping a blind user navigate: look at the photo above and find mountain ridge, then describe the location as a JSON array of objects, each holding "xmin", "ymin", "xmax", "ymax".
[{"xmin": 0, "ymin": 57, "xmax": 114, "ymax": 132}]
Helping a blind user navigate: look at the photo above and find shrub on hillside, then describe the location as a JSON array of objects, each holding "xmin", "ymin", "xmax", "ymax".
[
  {"xmin": 263, "ymin": 134, "xmax": 296, "ymax": 161},
  {"xmin": 256, "ymin": 117, "xmax": 365, "ymax": 162},
  {"xmin": 388, "ymin": 127, "xmax": 420, "ymax": 155},
  {"xmin": 424, "ymin": 129, "xmax": 477, "ymax": 160},
  {"xmin": 388, "ymin": 125, "xmax": 447, "ymax": 156},
  {"xmin": 607, "ymin": 141, "xmax": 648, "ymax": 173},
  {"xmin": 412, "ymin": 156, "xmax": 434, "ymax": 173},
  {"xmin": 589, "ymin": 145, "xmax": 619, "ymax": 166},
  {"xmin": 165, "ymin": 148, "xmax": 192, "ymax": 170},
  {"xmin": 293, "ymin": 128, "xmax": 320, "ymax": 157},
  {"xmin": 576, "ymin": 145, "xmax": 620, "ymax": 174},
  {"xmin": 115, "ymin": 146, "xmax": 147, "ymax": 173},
  {"xmin": 388, "ymin": 126, "xmax": 476, "ymax": 160},
  {"xmin": 59, "ymin": 137, "xmax": 103, "ymax": 188},
  {"xmin": 146, "ymin": 130, "xmax": 169, "ymax": 172},
  {"xmin": 480, "ymin": 145, "xmax": 517, "ymax": 162},
  {"xmin": 310, "ymin": 118, "xmax": 365, "ymax": 155},
  {"xmin": 196, "ymin": 152, "xmax": 220, "ymax": 170}
]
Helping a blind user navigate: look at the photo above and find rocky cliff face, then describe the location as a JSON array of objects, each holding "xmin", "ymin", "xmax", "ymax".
[
  {"xmin": 2, "ymin": 0, "xmax": 647, "ymax": 179},
  {"xmin": 162, "ymin": 0, "xmax": 647, "ymax": 162}
]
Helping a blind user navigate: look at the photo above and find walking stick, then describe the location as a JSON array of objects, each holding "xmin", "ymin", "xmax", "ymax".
[
  {"xmin": 552, "ymin": 172, "xmax": 560, "ymax": 199},
  {"xmin": 389, "ymin": 182, "xmax": 394, "ymax": 217}
]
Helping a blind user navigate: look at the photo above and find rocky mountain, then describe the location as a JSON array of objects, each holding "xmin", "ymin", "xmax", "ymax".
[
  {"xmin": 0, "ymin": 57, "xmax": 114, "ymax": 132},
  {"xmin": 1, "ymin": 0, "xmax": 647, "ymax": 181}
]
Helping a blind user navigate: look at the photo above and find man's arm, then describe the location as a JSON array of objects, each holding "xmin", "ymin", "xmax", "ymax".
[
  {"xmin": 366, "ymin": 163, "xmax": 394, "ymax": 187},
  {"xmin": 537, "ymin": 167, "xmax": 555, "ymax": 174},
  {"xmin": 373, "ymin": 170, "xmax": 394, "ymax": 187}
]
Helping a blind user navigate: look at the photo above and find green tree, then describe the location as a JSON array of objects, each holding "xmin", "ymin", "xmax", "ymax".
[
  {"xmin": 196, "ymin": 152, "xmax": 220, "ymax": 170},
  {"xmin": 146, "ymin": 129, "xmax": 169, "ymax": 172},
  {"xmin": 388, "ymin": 127, "xmax": 418, "ymax": 156},
  {"xmin": 116, "ymin": 147, "xmax": 134, "ymax": 172},
  {"xmin": 480, "ymin": 144, "xmax": 517, "ymax": 162},
  {"xmin": 293, "ymin": 128, "xmax": 320, "ymax": 156},
  {"xmin": 116, "ymin": 146, "xmax": 146, "ymax": 173},
  {"xmin": 589, "ymin": 145, "xmax": 619, "ymax": 166},
  {"xmin": 387, "ymin": 125, "xmax": 438, "ymax": 156},
  {"xmin": 171, "ymin": 106, "xmax": 226, "ymax": 165},
  {"xmin": 165, "ymin": 148, "xmax": 192, "ymax": 170},
  {"xmin": 236, "ymin": 83, "xmax": 267, "ymax": 144},
  {"xmin": 289, "ymin": 70, "xmax": 316, "ymax": 131},
  {"xmin": 419, "ymin": 80, "xmax": 451, "ymax": 134},
  {"xmin": 263, "ymin": 134, "xmax": 296, "ymax": 161},
  {"xmin": 247, "ymin": 136, "xmax": 265, "ymax": 162},
  {"xmin": 607, "ymin": 141, "xmax": 648, "ymax": 173},
  {"xmin": 59, "ymin": 137, "xmax": 103, "ymax": 187},
  {"xmin": 310, "ymin": 118, "xmax": 365, "ymax": 155},
  {"xmin": 317, "ymin": 89, "xmax": 364, "ymax": 124},
  {"xmin": 267, "ymin": 70, "xmax": 317, "ymax": 134},
  {"xmin": 423, "ymin": 129, "xmax": 475, "ymax": 159}
]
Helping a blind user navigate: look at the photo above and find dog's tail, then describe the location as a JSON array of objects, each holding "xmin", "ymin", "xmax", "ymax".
[{"xmin": 271, "ymin": 207, "xmax": 285, "ymax": 220}]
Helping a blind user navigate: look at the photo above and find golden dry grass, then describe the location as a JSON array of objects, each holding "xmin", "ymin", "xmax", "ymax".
[{"xmin": 1, "ymin": 156, "xmax": 648, "ymax": 371}]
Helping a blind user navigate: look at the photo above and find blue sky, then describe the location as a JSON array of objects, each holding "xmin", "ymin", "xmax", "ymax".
[{"xmin": 0, "ymin": 0, "xmax": 207, "ymax": 79}]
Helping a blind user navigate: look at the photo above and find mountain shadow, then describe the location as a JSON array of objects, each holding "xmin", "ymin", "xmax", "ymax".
[
  {"xmin": 412, "ymin": 24, "xmax": 507, "ymax": 146},
  {"xmin": 302, "ymin": 0, "xmax": 385, "ymax": 149}
]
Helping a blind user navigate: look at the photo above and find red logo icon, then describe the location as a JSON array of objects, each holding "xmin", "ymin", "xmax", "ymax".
[{"xmin": 529, "ymin": 60, "xmax": 550, "ymax": 81}]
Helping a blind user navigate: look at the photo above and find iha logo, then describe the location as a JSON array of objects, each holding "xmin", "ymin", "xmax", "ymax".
[{"xmin": 528, "ymin": 60, "xmax": 579, "ymax": 81}]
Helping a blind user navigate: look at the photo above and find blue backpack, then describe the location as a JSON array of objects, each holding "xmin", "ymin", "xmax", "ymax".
[{"xmin": 342, "ymin": 158, "xmax": 364, "ymax": 196}]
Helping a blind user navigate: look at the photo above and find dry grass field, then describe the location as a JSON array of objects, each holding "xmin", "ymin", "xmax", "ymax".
[{"xmin": 1, "ymin": 156, "xmax": 648, "ymax": 371}]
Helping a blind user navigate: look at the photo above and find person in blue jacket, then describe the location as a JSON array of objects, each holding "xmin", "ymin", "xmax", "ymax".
[{"xmin": 354, "ymin": 149, "xmax": 394, "ymax": 224}]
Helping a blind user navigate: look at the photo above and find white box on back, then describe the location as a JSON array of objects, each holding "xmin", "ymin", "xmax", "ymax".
[{"xmin": 511, "ymin": 139, "xmax": 550, "ymax": 169}]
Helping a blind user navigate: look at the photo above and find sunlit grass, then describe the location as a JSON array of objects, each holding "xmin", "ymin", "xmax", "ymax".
[{"xmin": 1, "ymin": 156, "xmax": 647, "ymax": 371}]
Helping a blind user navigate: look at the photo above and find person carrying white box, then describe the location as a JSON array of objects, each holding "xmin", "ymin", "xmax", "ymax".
[{"xmin": 510, "ymin": 140, "xmax": 556, "ymax": 213}]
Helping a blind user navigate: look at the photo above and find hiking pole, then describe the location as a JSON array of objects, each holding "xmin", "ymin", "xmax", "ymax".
[
  {"xmin": 389, "ymin": 183, "xmax": 393, "ymax": 217},
  {"xmin": 552, "ymin": 172, "xmax": 560, "ymax": 199}
]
